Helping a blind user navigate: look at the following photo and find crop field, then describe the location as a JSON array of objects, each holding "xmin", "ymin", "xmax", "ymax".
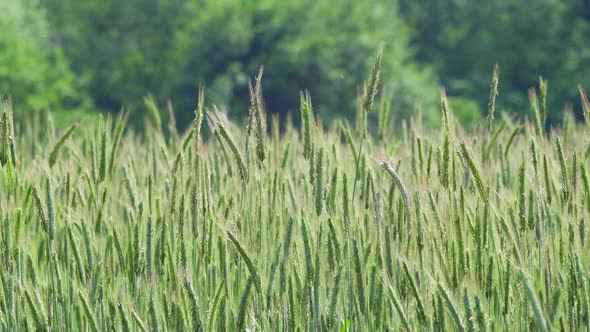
[{"xmin": 1, "ymin": 57, "xmax": 590, "ymax": 331}]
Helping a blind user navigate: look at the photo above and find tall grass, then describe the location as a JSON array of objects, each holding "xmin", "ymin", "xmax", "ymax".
[{"xmin": 0, "ymin": 61, "xmax": 589, "ymax": 331}]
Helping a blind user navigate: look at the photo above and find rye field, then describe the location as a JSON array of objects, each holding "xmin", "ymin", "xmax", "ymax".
[{"xmin": 1, "ymin": 59, "xmax": 590, "ymax": 331}]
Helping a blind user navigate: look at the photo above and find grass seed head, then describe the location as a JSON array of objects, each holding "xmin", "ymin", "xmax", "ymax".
[
  {"xmin": 362, "ymin": 45, "xmax": 384, "ymax": 114},
  {"xmin": 487, "ymin": 64, "xmax": 500, "ymax": 132},
  {"xmin": 579, "ymin": 84, "xmax": 590, "ymax": 128}
]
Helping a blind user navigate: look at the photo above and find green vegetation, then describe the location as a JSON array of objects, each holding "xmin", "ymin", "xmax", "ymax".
[
  {"xmin": 3, "ymin": 0, "xmax": 590, "ymax": 130},
  {"xmin": 399, "ymin": 0, "xmax": 590, "ymax": 122},
  {"xmin": 41, "ymin": 0, "xmax": 436, "ymax": 127},
  {"xmin": 1, "ymin": 58, "xmax": 590, "ymax": 330},
  {"xmin": 0, "ymin": 0, "xmax": 88, "ymax": 116}
]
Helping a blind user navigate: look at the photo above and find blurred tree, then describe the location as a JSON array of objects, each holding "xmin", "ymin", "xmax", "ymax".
[
  {"xmin": 7, "ymin": 0, "xmax": 590, "ymax": 131},
  {"xmin": 399, "ymin": 0, "xmax": 590, "ymax": 124},
  {"xmin": 43, "ymin": 0, "xmax": 438, "ymax": 130},
  {"xmin": 169, "ymin": 0, "xmax": 438, "ymax": 127},
  {"xmin": 43, "ymin": 0, "xmax": 183, "ymax": 112},
  {"xmin": 0, "ymin": 0, "xmax": 87, "ymax": 118}
]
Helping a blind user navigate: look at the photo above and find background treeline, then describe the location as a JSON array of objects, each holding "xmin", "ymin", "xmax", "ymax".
[{"xmin": 2, "ymin": 0, "xmax": 590, "ymax": 129}]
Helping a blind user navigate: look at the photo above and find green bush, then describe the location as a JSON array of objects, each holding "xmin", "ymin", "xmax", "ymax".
[{"xmin": 0, "ymin": 0, "xmax": 89, "ymax": 118}]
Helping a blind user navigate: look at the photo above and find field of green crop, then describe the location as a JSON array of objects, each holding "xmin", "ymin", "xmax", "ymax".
[{"xmin": 1, "ymin": 56, "xmax": 590, "ymax": 331}]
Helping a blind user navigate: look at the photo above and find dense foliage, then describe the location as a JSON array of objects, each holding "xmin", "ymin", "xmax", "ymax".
[
  {"xmin": 0, "ymin": 0, "xmax": 88, "ymax": 117},
  {"xmin": 1, "ymin": 61, "xmax": 590, "ymax": 330},
  {"xmin": 399, "ymin": 0, "xmax": 590, "ymax": 123},
  {"xmin": 42, "ymin": 0, "xmax": 436, "ymax": 128},
  {"xmin": 4, "ymin": 0, "xmax": 589, "ymax": 129}
]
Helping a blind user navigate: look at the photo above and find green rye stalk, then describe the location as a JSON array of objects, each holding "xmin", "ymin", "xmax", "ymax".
[
  {"xmin": 236, "ymin": 277, "xmax": 254, "ymax": 331},
  {"xmin": 379, "ymin": 160, "xmax": 412, "ymax": 224},
  {"xmin": 0, "ymin": 109, "xmax": 10, "ymax": 166},
  {"xmin": 555, "ymin": 136, "xmax": 569, "ymax": 201},
  {"xmin": 529, "ymin": 88, "xmax": 543, "ymax": 136},
  {"xmin": 539, "ymin": 77, "xmax": 548, "ymax": 125},
  {"xmin": 487, "ymin": 64, "xmax": 500, "ymax": 132},
  {"xmin": 226, "ymin": 230, "xmax": 262, "ymax": 295},
  {"xmin": 460, "ymin": 143, "xmax": 488, "ymax": 201},
  {"xmin": 48, "ymin": 123, "xmax": 78, "ymax": 167},
  {"xmin": 301, "ymin": 91, "xmax": 313, "ymax": 160},
  {"xmin": 32, "ymin": 186, "xmax": 49, "ymax": 235},
  {"xmin": 362, "ymin": 45, "xmax": 383, "ymax": 114},
  {"xmin": 315, "ymin": 148, "xmax": 324, "ymax": 216},
  {"xmin": 184, "ymin": 276, "xmax": 203, "ymax": 331},
  {"xmin": 519, "ymin": 269, "xmax": 548, "ymax": 332},
  {"xmin": 403, "ymin": 261, "xmax": 427, "ymax": 325},
  {"xmin": 79, "ymin": 290, "xmax": 99, "ymax": 332},
  {"xmin": 439, "ymin": 282, "xmax": 466, "ymax": 332},
  {"xmin": 208, "ymin": 110, "xmax": 248, "ymax": 182},
  {"xmin": 579, "ymin": 85, "xmax": 590, "ymax": 128},
  {"xmin": 247, "ymin": 67, "xmax": 266, "ymax": 165}
]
